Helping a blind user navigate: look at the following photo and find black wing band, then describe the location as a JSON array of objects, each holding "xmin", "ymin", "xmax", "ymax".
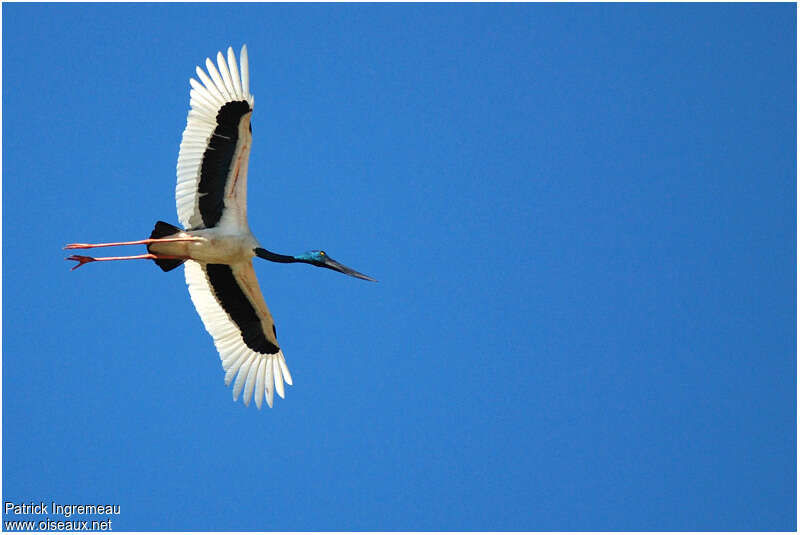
[
  {"xmin": 205, "ymin": 263, "xmax": 280, "ymax": 355},
  {"xmin": 197, "ymin": 100, "xmax": 252, "ymax": 229}
]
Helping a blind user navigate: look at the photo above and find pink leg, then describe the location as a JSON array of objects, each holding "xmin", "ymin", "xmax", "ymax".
[
  {"xmin": 64, "ymin": 237, "xmax": 203, "ymax": 250},
  {"xmin": 66, "ymin": 253, "xmax": 186, "ymax": 271}
]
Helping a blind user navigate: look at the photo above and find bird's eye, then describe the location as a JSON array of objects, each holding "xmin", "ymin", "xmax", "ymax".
[{"xmin": 320, "ymin": 251, "xmax": 326, "ymax": 256}]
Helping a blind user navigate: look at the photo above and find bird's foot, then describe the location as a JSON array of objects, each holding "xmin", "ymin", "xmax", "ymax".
[
  {"xmin": 66, "ymin": 255, "xmax": 96, "ymax": 271},
  {"xmin": 64, "ymin": 243, "xmax": 93, "ymax": 250}
]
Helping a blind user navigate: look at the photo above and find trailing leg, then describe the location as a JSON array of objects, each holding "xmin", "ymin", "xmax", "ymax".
[{"xmin": 66, "ymin": 253, "xmax": 187, "ymax": 271}]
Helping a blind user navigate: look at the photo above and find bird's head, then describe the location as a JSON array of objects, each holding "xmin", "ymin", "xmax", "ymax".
[
  {"xmin": 294, "ymin": 250, "xmax": 376, "ymax": 281},
  {"xmin": 293, "ymin": 250, "xmax": 327, "ymax": 264},
  {"xmin": 254, "ymin": 247, "xmax": 376, "ymax": 281}
]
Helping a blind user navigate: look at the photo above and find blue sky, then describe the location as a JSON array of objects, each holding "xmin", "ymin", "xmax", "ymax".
[{"xmin": 2, "ymin": 3, "xmax": 795, "ymax": 531}]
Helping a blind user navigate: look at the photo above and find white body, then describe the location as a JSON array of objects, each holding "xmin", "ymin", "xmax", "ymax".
[{"xmin": 149, "ymin": 228, "xmax": 259, "ymax": 265}]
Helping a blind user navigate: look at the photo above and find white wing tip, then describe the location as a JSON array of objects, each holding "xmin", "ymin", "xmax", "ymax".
[
  {"xmin": 223, "ymin": 352, "xmax": 291, "ymax": 409},
  {"xmin": 190, "ymin": 45, "xmax": 253, "ymax": 103}
]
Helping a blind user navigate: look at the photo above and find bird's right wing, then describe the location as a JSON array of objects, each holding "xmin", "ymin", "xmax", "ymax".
[
  {"xmin": 176, "ymin": 45, "xmax": 255, "ymax": 232},
  {"xmin": 184, "ymin": 259, "xmax": 292, "ymax": 408}
]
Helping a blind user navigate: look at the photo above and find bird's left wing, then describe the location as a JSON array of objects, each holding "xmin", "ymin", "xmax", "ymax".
[
  {"xmin": 176, "ymin": 45, "xmax": 255, "ymax": 232},
  {"xmin": 184, "ymin": 259, "xmax": 292, "ymax": 408}
]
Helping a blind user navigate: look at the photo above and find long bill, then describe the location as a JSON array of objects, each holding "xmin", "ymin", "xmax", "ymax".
[{"xmin": 321, "ymin": 256, "xmax": 377, "ymax": 282}]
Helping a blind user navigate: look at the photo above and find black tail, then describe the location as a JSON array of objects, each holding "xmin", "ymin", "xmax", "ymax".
[{"xmin": 148, "ymin": 221, "xmax": 186, "ymax": 272}]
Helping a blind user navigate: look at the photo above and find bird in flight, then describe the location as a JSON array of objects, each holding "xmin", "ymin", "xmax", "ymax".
[{"xmin": 65, "ymin": 45, "xmax": 375, "ymax": 409}]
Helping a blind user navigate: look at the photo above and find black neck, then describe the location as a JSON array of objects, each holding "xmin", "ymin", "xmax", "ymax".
[{"xmin": 255, "ymin": 248, "xmax": 297, "ymax": 264}]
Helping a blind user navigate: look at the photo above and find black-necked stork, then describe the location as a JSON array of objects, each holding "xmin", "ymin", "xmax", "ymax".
[{"xmin": 65, "ymin": 45, "xmax": 375, "ymax": 409}]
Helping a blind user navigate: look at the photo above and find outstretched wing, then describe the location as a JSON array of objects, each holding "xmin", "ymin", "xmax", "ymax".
[
  {"xmin": 176, "ymin": 45, "xmax": 255, "ymax": 232},
  {"xmin": 184, "ymin": 259, "xmax": 293, "ymax": 408}
]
